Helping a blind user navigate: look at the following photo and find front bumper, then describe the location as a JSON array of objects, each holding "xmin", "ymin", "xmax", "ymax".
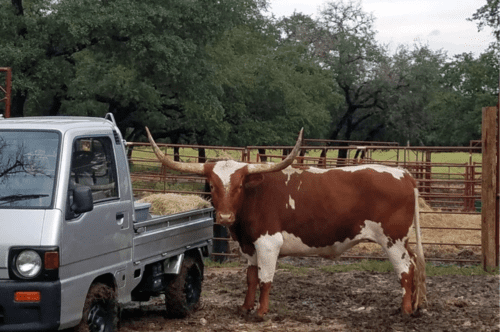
[{"xmin": 0, "ymin": 280, "xmax": 61, "ymax": 331}]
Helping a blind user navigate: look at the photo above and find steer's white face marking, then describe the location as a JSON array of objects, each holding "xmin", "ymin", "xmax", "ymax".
[
  {"xmin": 212, "ymin": 160, "xmax": 247, "ymax": 191},
  {"xmin": 288, "ymin": 195, "xmax": 296, "ymax": 209}
]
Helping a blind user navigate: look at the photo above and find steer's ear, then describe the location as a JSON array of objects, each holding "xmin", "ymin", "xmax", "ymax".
[{"xmin": 245, "ymin": 174, "xmax": 264, "ymax": 189}]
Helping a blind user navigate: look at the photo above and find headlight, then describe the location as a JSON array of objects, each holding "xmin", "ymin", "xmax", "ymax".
[{"xmin": 15, "ymin": 250, "xmax": 42, "ymax": 278}]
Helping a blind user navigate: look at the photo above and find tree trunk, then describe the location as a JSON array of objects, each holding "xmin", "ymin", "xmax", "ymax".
[
  {"xmin": 11, "ymin": 90, "xmax": 26, "ymax": 117},
  {"xmin": 198, "ymin": 148, "xmax": 206, "ymax": 163},
  {"xmin": 174, "ymin": 147, "xmax": 180, "ymax": 162}
]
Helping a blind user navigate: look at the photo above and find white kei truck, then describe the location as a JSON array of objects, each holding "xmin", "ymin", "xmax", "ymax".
[{"xmin": 0, "ymin": 113, "xmax": 214, "ymax": 331}]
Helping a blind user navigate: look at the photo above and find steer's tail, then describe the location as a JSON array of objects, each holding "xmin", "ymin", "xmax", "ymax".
[{"xmin": 413, "ymin": 188, "xmax": 427, "ymax": 310}]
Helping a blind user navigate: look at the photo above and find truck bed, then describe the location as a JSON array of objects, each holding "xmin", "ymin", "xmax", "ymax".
[{"xmin": 132, "ymin": 207, "xmax": 214, "ymax": 264}]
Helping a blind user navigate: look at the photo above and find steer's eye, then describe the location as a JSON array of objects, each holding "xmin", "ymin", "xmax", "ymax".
[{"xmin": 210, "ymin": 184, "xmax": 214, "ymax": 191}]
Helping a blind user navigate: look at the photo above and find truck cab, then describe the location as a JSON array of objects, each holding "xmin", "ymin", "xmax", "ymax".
[{"xmin": 0, "ymin": 114, "xmax": 213, "ymax": 331}]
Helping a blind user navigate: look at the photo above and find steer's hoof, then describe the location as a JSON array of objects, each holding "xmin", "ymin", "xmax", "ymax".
[
  {"xmin": 247, "ymin": 311, "xmax": 268, "ymax": 322},
  {"xmin": 402, "ymin": 304, "xmax": 413, "ymax": 315},
  {"xmin": 237, "ymin": 306, "xmax": 252, "ymax": 317},
  {"xmin": 409, "ymin": 307, "xmax": 423, "ymax": 318},
  {"xmin": 396, "ymin": 307, "xmax": 417, "ymax": 321},
  {"xmin": 390, "ymin": 308, "xmax": 401, "ymax": 316}
]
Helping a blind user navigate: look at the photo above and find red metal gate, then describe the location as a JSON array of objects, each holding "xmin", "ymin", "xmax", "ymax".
[{"xmin": 0, "ymin": 67, "xmax": 12, "ymax": 118}]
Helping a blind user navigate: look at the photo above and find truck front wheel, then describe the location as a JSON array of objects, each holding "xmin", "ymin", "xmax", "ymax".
[
  {"xmin": 164, "ymin": 256, "xmax": 203, "ymax": 318},
  {"xmin": 74, "ymin": 283, "xmax": 118, "ymax": 332}
]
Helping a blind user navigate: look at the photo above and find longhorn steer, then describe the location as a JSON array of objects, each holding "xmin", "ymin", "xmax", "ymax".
[{"xmin": 146, "ymin": 128, "xmax": 427, "ymax": 319}]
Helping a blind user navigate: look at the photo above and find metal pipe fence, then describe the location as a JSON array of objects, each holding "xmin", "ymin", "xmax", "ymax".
[{"xmin": 127, "ymin": 141, "xmax": 482, "ymax": 264}]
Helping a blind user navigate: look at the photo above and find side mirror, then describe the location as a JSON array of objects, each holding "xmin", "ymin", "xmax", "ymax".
[{"xmin": 71, "ymin": 186, "xmax": 93, "ymax": 214}]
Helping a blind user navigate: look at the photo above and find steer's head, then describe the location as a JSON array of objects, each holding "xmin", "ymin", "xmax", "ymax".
[{"xmin": 145, "ymin": 127, "xmax": 303, "ymax": 226}]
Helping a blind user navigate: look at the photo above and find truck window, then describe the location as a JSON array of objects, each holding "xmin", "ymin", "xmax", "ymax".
[
  {"xmin": 0, "ymin": 131, "xmax": 59, "ymax": 209},
  {"xmin": 70, "ymin": 136, "xmax": 118, "ymax": 202}
]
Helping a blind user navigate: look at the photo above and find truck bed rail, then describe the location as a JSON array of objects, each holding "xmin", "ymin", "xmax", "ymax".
[{"xmin": 133, "ymin": 208, "xmax": 214, "ymax": 264}]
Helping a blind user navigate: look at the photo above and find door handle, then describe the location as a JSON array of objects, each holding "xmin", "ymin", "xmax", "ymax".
[{"xmin": 116, "ymin": 212, "xmax": 124, "ymax": 226}]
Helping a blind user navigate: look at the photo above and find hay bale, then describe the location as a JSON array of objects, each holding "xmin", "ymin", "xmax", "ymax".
[
  {"xmin": 137, "ymin": 193, "xmax": 211, "ymax": 215},
  {"xmin": 418, "ymin": 197, "xmax": 435, "ymax": 212},
  {"xmin": 349, "ymin": 197, "xmax": 481, "ymax": 259},
  {"xmin": 412, "ymin": 197, "xmax": 481, "ymax": 255}
]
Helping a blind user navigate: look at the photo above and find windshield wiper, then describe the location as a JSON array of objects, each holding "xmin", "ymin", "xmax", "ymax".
[{"xmin": 0, "ymin": 194, "xmax": 49, "ymax": 205}]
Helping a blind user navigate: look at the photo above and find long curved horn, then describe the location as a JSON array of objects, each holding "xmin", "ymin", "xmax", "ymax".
[
  {"xmin": 247, "ymin": 128, "xmax": 304, "ymax": 174},
  {"xmin": 145, "ymin": 127, "xmax": 205, "ymax": 175}
]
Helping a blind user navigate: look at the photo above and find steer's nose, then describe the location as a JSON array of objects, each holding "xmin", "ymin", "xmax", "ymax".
[{"xmin": 217, "ymin": 212, "xmax": 235, "ymax": 225}]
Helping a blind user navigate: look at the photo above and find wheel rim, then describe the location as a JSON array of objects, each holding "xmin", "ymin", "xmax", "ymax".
[{"xmin": 87, "ymin": 302, "xmax": 109, "ymax": 332}]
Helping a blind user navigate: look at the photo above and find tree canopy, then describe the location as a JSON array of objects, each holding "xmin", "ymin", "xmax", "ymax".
[
  {"xmin": 207, "ymin": 25, "xmax": 340, "ymax": 145},
  {"xmin": 425, "ymin": 45, "xmax": 499, "ymax": 145},
  {"xmin": 468, "ymin": 0, "xmax": 500, "ymax": 42},
  {"xmin": 1, "ymin": 0, "xmax": 497, "ymax": 147},
  {"xmin": 278, "ymin": 2, "xmax": 449, "ymax": 146}
]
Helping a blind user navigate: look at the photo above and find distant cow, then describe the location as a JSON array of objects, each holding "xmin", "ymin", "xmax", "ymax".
[{"xmin": 146, "ymin": 128, "xmax": 427, "ymax": 319}]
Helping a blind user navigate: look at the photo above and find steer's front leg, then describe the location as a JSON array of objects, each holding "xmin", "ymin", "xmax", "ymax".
[
  {"xmin": 239, "ymin": 265, "xmax": 258, "ymax": 314},
  {"xmin": 254, "ymin": 232, "xmax": 284, "ymax": 319},
  {"xmin": 256, "ymin": 282, "xmax": 273, "ymax": 317}
]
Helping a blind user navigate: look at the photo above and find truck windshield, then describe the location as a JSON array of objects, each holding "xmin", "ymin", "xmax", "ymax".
[{"xmin": 0, "ymin": 131, "xmax": 60, "ymax": 209}]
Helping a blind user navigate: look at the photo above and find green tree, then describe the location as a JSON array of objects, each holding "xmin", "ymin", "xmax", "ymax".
[
  {"xmin": 315, "ymin": 1, "xmax": 387, "ymax": 145},
  {"xmin": 1, "ymin": 0, "xmax": 267, "ymax": 144},
  {"xmin": 52, "ymin": 0, "xmax": 266, "ymax": 143},
  {"xmin": 0, "ymin": 0, "xmax": 71, "ymax": 117},
  {"xmin": 373, "ymin": 44, "xmax": 445, "ymax": 145},
  {"xmin": 425, "ymin": 46, "xmax": 499, "ymax": 145},
  {"xmin": 468, "ymin": 0, "xmax": 500, "ymax": 41},
  {"xmin": 280, "ymin": 2, "xmax": 427, "ymax": 148},
  {"xmin": 278, "ymin": 2, "xmax": 449, "ymax": 146},
  {"xmin": 208, "ymin": 24, "xmax": 340, "ymax": 145}
]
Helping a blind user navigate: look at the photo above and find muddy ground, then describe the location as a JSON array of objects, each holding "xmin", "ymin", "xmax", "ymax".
[{"xmin": 119, "ymin": 258, "xmax": 499, "ymax": 332}]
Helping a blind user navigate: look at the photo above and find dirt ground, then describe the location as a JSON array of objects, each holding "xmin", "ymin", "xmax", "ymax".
[{"xmin": 119, "ymin": 258, "xmax": 499, "ymax": 332}]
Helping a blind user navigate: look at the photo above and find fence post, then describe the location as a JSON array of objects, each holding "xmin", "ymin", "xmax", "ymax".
[
  {"xmin": 319, "ymin": 148, "xmax": 327, "ymax": 168},
  {"xmin": 258, "ymin": 148, "xmax": 267, "ymax": 162},
  {"xmin": 464, "ymin": 165, "xmax": 470, "ymax": 211},
  {"xmin": 481, "ymin": 106, "xmax": 499, "ymax": 271},
  {"xmin": 425, "ymin": 150, "xmax": 432, "ymax": 194},
  {"xmin": 242, "ymin": 148, "xmax": 247, "ymax": 163},
  {"xmin": 471, "ymin": 165, "xmax": 476, "ymax": 211}
]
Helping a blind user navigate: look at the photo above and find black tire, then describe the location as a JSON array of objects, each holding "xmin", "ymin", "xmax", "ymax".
[
  {"xmin": 74, "ymin": 283, "xmax": 118, "ymax": 332},
  {"xmin": 164, "ymin": 256, "xmax": 203, "ymax": 318}
]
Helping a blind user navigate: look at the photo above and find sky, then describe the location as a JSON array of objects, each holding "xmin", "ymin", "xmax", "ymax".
[{"xmin": 266, "ymin": 0, "xmax": 496, "ymax": 57}]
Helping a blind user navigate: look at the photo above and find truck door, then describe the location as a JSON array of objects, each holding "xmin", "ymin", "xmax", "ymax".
[{"xmin": 61, "ymin": 135, "xmax": 132, "ymax": 279}]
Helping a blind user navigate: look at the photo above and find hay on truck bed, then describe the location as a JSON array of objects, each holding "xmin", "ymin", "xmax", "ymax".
[{"xmin": 137, "ymin": 193, "xmax": 211, "ymax": 215}]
